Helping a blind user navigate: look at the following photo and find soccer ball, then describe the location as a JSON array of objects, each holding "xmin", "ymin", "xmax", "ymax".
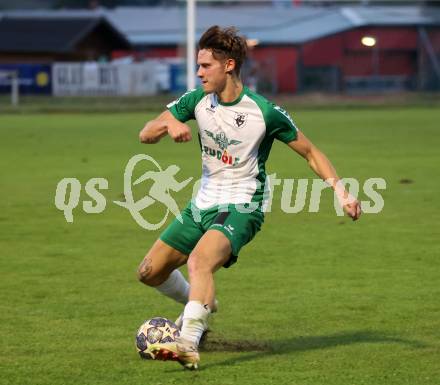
[{"xmin": 135, "ymin": 317, "xmax": 180, "ymax": 359}]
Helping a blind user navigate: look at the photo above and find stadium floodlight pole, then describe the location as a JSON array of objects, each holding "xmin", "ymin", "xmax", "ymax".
[{"xmin": 186, "ymin": 0, "xmax": 196, "ymax": 90}]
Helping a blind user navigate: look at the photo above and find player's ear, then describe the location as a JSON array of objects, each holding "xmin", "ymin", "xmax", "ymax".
[{"xmin": 224, "ymin": 58, "xmax": 236, "ymax": 74}]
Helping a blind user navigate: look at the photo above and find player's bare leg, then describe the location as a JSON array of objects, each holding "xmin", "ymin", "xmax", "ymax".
[
  {"xmin": 151, "ymin": 230, "xmax": 230, "ymax": 369},
  {"xmin": 176, "ymin": 230, "xmax": 231, "ymax": 369},
  {"xmin": 187, "ymin": 230, "xmax": 230, "ymax": 306},
  {"xmin": 137, "ymin": 240, "xmax": 189, "ymax": 362},
  {"xmin": 144, "ymin": 234, "xmax": 228, "ymax": 368},
  {"xmin": 138, "ymin": 240, "xmax": 218, "ymax": 328},
  {"xmin": 137, "ymin": 239, "xmax": 189, "ymax": 304}
]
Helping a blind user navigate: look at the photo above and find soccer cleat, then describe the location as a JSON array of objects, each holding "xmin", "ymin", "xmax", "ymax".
[
  {"xmin": 150, "ymin": 346, "xmax": 179, "ymax": 361},
  {"xmin": 175, "ymin": 299, "xmax": 218, "ymax": 330},
  {"xmin": 150, "ymin": 337, "xmax": 200, "ymax": 370},
  {"xmin": 149, "ymin": 341, "xmax": 179, "ymax": 362},
  {"xmin": 176, "ymin": 336, "xmax": 200, "ymax": 370}
]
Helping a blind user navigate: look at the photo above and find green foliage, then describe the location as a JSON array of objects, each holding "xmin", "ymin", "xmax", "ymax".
[{"xmin": 0, "ymin": 108, "xmax": 439, "ymax": 384}]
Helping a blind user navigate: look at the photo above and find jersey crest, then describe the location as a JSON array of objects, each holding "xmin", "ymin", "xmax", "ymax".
[{"xmin": 234, "ymin": 112, "xmax": 248, "ymax": 128}]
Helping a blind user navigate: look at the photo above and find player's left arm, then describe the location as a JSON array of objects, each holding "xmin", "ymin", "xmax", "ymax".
[{"xmin": 287, "ymin": 131, "xmax": 362, "ymax": 221}]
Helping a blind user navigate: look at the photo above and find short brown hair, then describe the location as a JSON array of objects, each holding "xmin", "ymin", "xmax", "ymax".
[{"xmin": 198, "ymin": 25, "xmax": 247, "ymax": 76}]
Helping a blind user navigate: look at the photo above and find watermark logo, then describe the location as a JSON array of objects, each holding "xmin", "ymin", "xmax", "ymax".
[
  {"xmin": 54, "ymin": 177, "xmax": 108, "ymax": 223},
  {"xmin": 113, "ymin": 154, "xmax": 192, "ymax": 230},
  {"xmin": 55, "ymin": 154, "xmax": 386, "ymax": 230},
  {"xmin": 54, "ymin": 154, "xmax": 192, "ymax": 230}
]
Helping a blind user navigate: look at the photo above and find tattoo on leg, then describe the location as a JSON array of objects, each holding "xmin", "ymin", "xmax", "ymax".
[{"xmin": 139, "ymin": 257, "xmax": 152, "ymax": 280}]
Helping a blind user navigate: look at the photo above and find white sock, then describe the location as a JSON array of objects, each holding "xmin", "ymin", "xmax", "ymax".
[
  {"xmin": 155, "ymin": 269, "xmax": 189, "ymax": 305},
  {"xmin": 180, "ymin": 300, "xmax": 210, "ymax": 345}
]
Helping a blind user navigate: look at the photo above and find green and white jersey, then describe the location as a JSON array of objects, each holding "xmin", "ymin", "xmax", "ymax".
[{"xmin": 167, "ymin": 86, "xmax": 298, "ymax": 210}]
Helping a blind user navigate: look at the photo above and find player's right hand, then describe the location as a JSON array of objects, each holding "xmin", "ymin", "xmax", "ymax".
[{"xmin": 167, "ymin": 121, "xmax": 192, "ymax": 143}]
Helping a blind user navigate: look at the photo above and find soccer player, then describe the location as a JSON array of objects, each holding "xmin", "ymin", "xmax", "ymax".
[{"xmin": 137, "ymin": 26, "xmax": 361, "ymax": 369}]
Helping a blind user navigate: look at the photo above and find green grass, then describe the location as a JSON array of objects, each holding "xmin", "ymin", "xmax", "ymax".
[{"xmin": 1, "ymin": 107, "xmax": 439, "ymax": 385}]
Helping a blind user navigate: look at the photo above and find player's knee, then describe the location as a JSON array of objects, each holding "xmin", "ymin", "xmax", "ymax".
[
  {"xmin": 137, "ymin": 264, "xmax": 152, "ymax": 285},
  {"xmin": 187, "ymin": 251, "xmax": 210, "ymax": 276},
  {"xmin": 137, "ymin": 268, "xmax": 164, "ymax": 286},
  {"xmin": 137, "ymin": 258, "xmax": 163, "ymax": 286}
]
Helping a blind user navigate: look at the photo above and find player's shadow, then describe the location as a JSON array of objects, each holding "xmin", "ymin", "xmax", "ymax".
[{"xmin": 194, "ymin": 330, "xmax": 427, "ymax": 370}]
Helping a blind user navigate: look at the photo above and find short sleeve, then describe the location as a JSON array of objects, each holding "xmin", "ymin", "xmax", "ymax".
[
  {"xmin": 267, "ymin": 104, "xmax": 298, "ymax": 143},
  {"xmin": 166, "ymin": 87, "xmax": 205, "ymax": 123}
]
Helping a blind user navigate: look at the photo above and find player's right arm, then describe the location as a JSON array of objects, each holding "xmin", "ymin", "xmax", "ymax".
[{"xmin": 139, "ymin": 110, "xmax": 192, "ymax": 144}]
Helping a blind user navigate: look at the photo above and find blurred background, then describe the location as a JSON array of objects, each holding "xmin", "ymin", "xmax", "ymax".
[{"xmin": 0, "ymin": 0, "xmax": 439, "ymax": 107}]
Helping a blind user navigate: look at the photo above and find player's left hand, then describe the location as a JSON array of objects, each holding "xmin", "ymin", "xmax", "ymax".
[{"xmin": 343, "ymin": 199, "xmax": 362, "ymax": 221}]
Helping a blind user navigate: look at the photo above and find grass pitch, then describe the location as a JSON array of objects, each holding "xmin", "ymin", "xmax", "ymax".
[{"xmin": 0, "ymin": 107, "xmax": 439, "ymax": 385}]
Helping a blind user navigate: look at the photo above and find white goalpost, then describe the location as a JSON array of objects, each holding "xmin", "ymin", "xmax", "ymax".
[{"xmin": 186, "ymin": 0, "xmax": 196, "ymax": 90}]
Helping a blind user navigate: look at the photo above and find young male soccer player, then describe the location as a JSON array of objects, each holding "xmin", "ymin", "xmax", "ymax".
[{"xmin": 137, "ymin": 26, "xmax": 361, "ymax": 369}]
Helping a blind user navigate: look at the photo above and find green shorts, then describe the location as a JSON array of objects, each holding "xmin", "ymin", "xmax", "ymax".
[{"xmin": 160, "ymin": 201, "xmax": 264, "ymax": 268}]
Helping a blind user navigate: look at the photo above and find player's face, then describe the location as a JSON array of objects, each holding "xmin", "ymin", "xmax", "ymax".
[{"xmin": 197, "ymin": 49, "xmax": 229, "ymax": 94}]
